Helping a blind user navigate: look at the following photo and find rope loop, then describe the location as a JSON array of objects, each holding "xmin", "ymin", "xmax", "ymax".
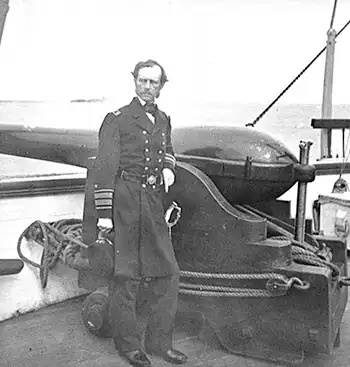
[{"xmin": 287, "ymin": 277, "xmax": 311, "ymax": 291}]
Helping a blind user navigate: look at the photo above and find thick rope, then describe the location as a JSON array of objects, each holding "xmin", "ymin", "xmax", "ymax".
[
  {"xmin": 179, "ymin": 271, "xmax": 310, "ymax": 297},
  {"xmin": 17, "ymin": 211, "xmax": 343, "ymax": 294},
  {"xmin": 246, "ymin": 18, "xmax": 350, "ymax": 128},
  {"xmin": 17, "ymin": 219, "xmax": 89, "ymax": 288},
  {"xmin": 179, "ymin": 288, "xmax": 273, "ymax": 298},
  {"xmin": 180, "ymin": 270, "xmax": 287, "ymax": 280}
]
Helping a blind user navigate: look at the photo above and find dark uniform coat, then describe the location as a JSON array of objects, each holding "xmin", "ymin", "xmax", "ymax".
[{"xmin": 93, "ymin": 97, "xmax": 180, "ymax": 279}]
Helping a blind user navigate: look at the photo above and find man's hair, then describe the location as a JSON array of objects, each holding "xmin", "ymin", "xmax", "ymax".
[{"xmin": 132, "ymin": 59, "xmax": 168, "ymax": 87}]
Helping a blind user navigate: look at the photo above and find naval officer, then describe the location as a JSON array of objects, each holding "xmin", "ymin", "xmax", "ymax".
[{"xmin": 93, "ymin": 59, "xmax": 187, "ymax": 367}]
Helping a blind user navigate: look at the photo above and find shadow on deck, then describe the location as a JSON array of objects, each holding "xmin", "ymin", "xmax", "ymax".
[{"xmin": 0, "ymin": 293, "xmax": 350, "ymax": 367}]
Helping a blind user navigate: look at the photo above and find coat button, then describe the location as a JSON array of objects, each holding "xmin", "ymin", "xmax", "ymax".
[
  {"xmin": 145, "ymin": 148, "xmax": 149, "ymax": 152},
  {"xmin": 145, "ymin": 140, "xmax": 149, "ymax": 144},
  {"xmin": 158, "ymin": 159, "xmax": 162, "ymax": 163},
  {"xmin": 158, "ymin": 150, "xmax": 162, "ymax": 154},
  {"xmin": 162, "ymin": 141, "xmax": 165, "ymax": 145},
  {"xmin": 142, "ymin": 184, "xmax": 146, "ymax": 188},
  {"xmin": 142, "ymin": 130, "xmax": 147, "ymax": 135},
  {"xmin": 161, "ymin": 132, "xmax": 165, "ymax": 136},
  {"xmin": 155, "ymin": 167, "xmax": 159, "ymax": 171},
  {"xmin": 152, "ymin": 185, "xmax": 156, "ymax": 189},
  {"xmin": 144, "ymin": 166, "xmax": 149, "ymax": 170},
  {"xmin": 146, "ymin": 157, "xmax": 150, "ymax": 161}
]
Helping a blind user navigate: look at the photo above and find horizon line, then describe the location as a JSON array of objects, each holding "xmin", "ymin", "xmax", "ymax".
[{"xmin": 1, "ymin": 99, "xmax": 350, "ymax": 107}]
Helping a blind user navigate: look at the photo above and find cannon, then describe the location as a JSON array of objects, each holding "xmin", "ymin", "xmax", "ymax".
[
  {"xmin": 1, "ymin": 122, "xmax": 346, "ymax": 364},
  {"xmin": 75, "ymin": 131, "xmax": 347, "ymax": 365}
]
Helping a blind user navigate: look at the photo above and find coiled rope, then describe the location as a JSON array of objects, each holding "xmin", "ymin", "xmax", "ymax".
[
  {"xmin": 17, "ymin": 203, "xmax": 343, "ymax": 297},
  {"xmin": 17, "ymin": 218, "xmax": 311, "ymax": 297},
  {"xmin": 17, "ymin": 219, "xmax": 89, "ymax": 288}
]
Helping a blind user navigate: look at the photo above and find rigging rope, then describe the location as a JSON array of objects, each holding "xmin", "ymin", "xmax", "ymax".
[
  {"xmin": 339, "ymin": 132, "xmax": 350, "ymax": 177},
  {"xmin": 330, "ymin": 0, "xmax": 338, "ymax": 29},
  {"xmin": 246, "ymin": 18, "xmax": 350, "ymax": 128}
]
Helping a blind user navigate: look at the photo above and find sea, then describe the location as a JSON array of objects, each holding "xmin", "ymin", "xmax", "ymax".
[{"xmin": 1, "ymin": 100, "xmax": 350, "ymax": 178}]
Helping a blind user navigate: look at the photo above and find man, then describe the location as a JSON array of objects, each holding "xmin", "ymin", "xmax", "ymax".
[{"xmin": 93, "ymin": 60, "xmax": 188, "ymax": 367}]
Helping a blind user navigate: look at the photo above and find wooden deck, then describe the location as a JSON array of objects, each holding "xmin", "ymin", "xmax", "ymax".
[
  {"xmin": 0, "ymin": 293, "xmax": 350, "ymax": 367},
  {"xmin": 1, "ymin": 174, "xmax": 350, "ymax": 366}
]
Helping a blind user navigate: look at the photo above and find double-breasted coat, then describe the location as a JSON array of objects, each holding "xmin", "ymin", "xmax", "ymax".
[{"xmin": 93, "ymin": 97, "xmax": 180, "ymax": 279}]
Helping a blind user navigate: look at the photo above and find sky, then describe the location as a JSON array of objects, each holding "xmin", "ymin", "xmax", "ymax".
[{"xmin": 0, "ymin": 0, "xmax": 350, "ymax": 105}]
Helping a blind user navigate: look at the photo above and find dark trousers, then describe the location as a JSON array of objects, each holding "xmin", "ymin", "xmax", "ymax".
[{"xmin": 108, "ymin": 274, "xmax": 179, "ymax": 354}]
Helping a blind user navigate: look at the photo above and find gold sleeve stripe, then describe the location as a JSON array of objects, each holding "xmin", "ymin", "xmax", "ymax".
[
  {"xmin": 95, "ymin": 199, "xmax": 113, "ymax": 206},
  {"xmin": 94, "ymin": 188, "xmax": 114, "ymax": 193},
  {"xmin": 164, "ymin": 153, "xmax": 176, "ymax": 164},
  {"xmin": 94, "ymin": 192, "xmax": 113, "ymax": 199},
  {"xmin": 95, "ymin": 205, "xmax": 113, "ymax": 210}
]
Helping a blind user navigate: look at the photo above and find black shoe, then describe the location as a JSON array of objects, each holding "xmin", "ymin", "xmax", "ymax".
[
  {"xmin": 148, "ymin": 348, "xmax": 188, "ymax": 365},
  {"xmin": 122, "ymin": 349, "xmax": 151, "ymax": 367}
]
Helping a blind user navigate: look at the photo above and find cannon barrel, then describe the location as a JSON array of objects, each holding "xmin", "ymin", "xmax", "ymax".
[{"xmin": 0, "ymin": 123, "xmax": 299, "ymax": 203}]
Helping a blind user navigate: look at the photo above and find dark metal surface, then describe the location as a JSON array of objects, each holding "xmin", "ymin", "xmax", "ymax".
[
  {"xmin": 311, "ymin": 118, "xmax": 350, "ymax": 129},
  {"xmin": 168, "ymin": 164, "xmax": 347, "ymax": 363},
  {"xmin": 77, "ymin": 161, "xmax": 348, "ymax": 364},
  {"xmin": 0, "ymin": 123, "xmax": 299, "ymax": 203},
  {"xmin": 294, "ymin": 141, "xmax": 313, "ymax": 243}
]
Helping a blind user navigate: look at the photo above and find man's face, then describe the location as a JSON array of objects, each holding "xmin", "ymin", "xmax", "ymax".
[{"xmin": 135, "ymin": 65, "xmax": 162, "ymax": 103}]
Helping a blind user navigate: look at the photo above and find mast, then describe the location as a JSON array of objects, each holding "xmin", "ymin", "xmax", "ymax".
[
  {"xmin": 320, "ymin": 0, "xmax": 338, "ymax": 158},
  {"xmin": 0, "ymin": 0, "xmax": 10, "ymax": 48}
]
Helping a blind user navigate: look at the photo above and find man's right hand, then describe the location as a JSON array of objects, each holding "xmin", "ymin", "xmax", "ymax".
[{"xmin": 97, "ymin": 218, "xmax": 113, "ymax": 229}]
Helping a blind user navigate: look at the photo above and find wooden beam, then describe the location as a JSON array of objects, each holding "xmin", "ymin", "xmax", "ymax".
[{"xmin": 311, "ymin": 119, "xmax": 350, "ymax": 129}]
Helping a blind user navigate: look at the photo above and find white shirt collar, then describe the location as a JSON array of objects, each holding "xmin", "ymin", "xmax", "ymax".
[
  {"xmin": 137, "ymin": 96, "xmax": 156, "ymax": 123},
  {"xmin": 137, "ymin": 96, "xmax": 146, "ymax": 106}
]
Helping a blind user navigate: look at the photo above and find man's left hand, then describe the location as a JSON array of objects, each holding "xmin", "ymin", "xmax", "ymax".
[{"xmin": 162, "ymin": 168, "xmax": 175, "ymax": 193}]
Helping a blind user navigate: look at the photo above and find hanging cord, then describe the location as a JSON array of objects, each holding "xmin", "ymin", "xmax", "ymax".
[
  {"xmin": 246, "ymin": 18, "xmax": 350, "ymax": 128},
  {"xmin": 337, "ymin": 126, "xmax": 350, "ymax": 178}
]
